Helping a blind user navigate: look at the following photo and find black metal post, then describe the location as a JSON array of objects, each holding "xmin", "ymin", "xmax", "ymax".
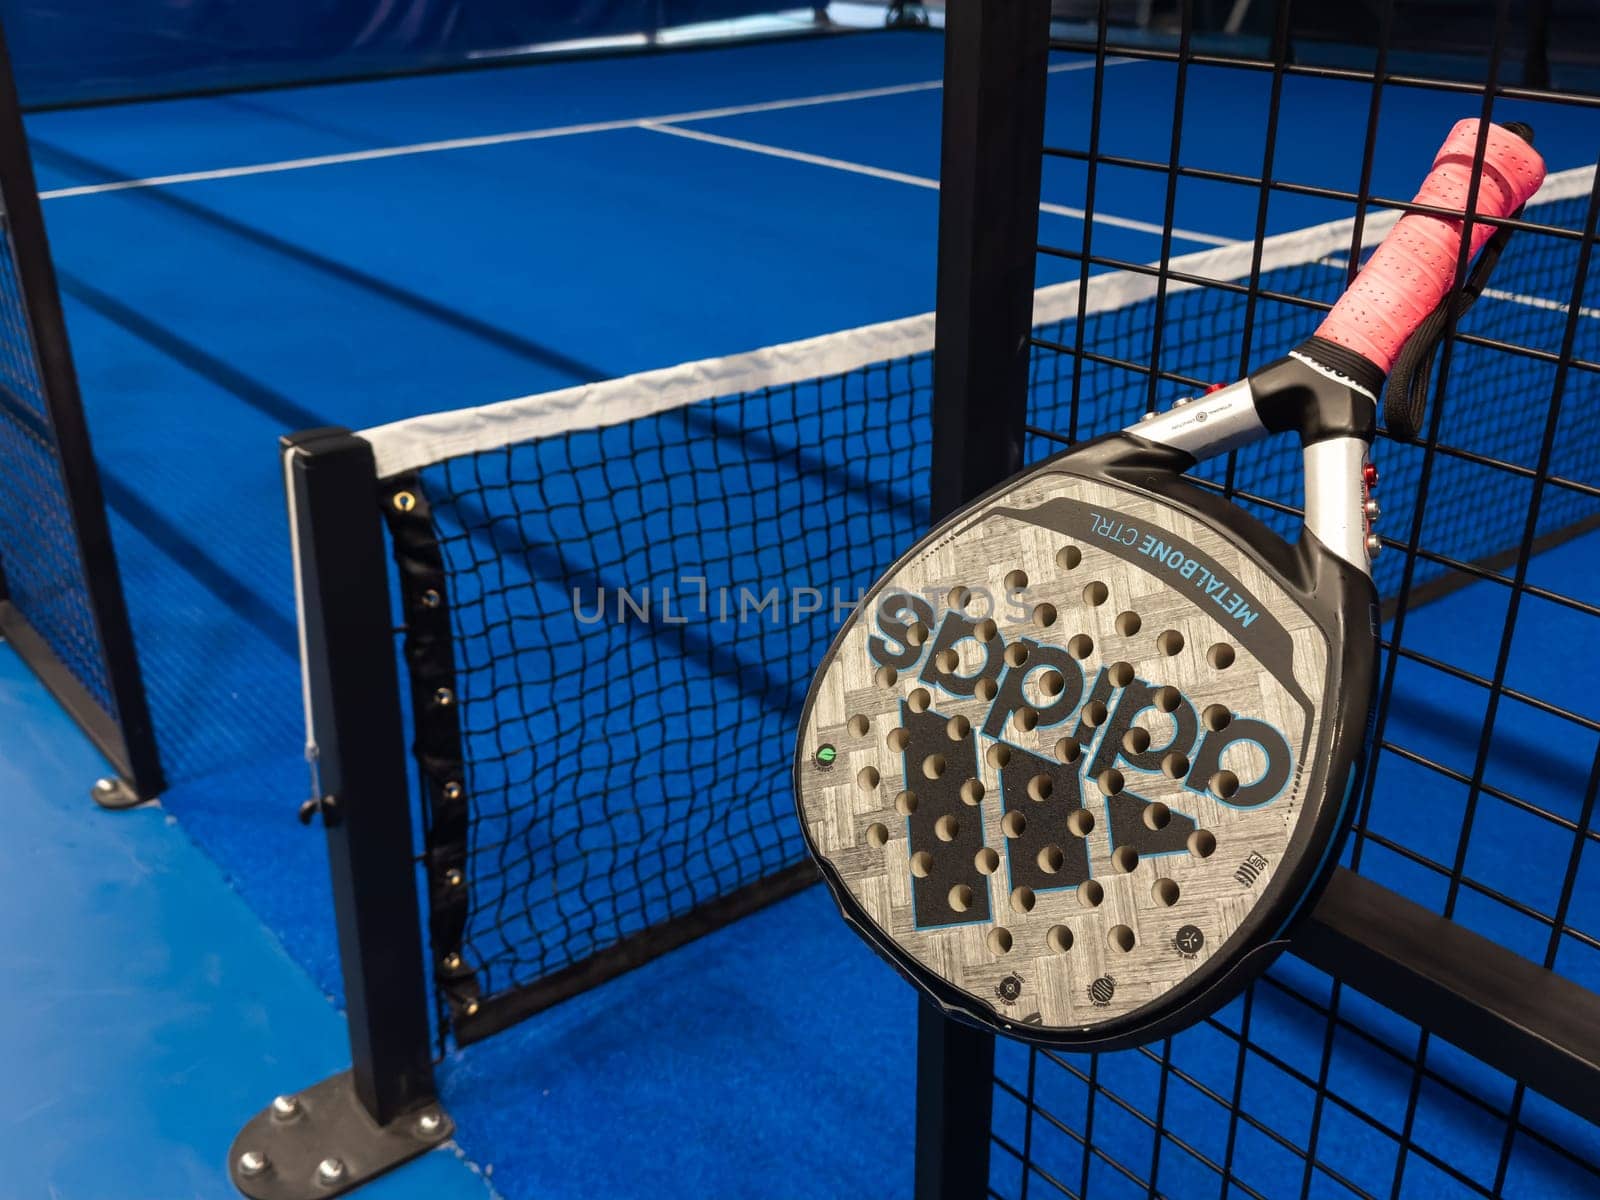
[
  {"xmin": 915, "ymin": 1006, "xmax": 999, "ymax": 1200},
  {"xmin": 930, "ymin": 0, "xmax": 1051, "ymax": 521},
  {"xmin": 920, "ymin": 3, "xmax": 1050, "ymax": 1199},
  {"xmin": 0, "ymin": 17, "xmax": 163, "ymax": 803},
  {"xmin": 1295, "ymin": 868, "xmax": 1600, "ymax": 1126},
  {"xmin": 1523, "ymin": 0, "xmax": 1552, "ymax": 88},
  {"xmin": 228, "ymin": 428, "xmax": 449, "ymax": 1200}
]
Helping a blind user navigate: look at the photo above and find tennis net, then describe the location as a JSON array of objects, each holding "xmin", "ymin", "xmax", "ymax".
[{"xmin": 351, "ymin": 164, "xmax": 1598, "ymax": 1044}]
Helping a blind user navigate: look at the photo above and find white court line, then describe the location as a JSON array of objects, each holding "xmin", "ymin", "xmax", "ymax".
[
  {"xmin": 642, "ymin": 121, "xmax": 1237, "ymax": 246},
  {"xmin": 1479, "ymin": 283, "xmax": 1600, "ymax": 321},
  {"xmin": 37, "ymin": 56, "xmax": 1135, "ymax": 201}
]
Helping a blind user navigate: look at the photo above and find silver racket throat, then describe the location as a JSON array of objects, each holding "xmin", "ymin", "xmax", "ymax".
[{"xmin": 1129, "ymin": 380, "xmax": 1375, "ymax": 577}]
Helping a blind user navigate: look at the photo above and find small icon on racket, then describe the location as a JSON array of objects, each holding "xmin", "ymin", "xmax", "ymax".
[
  {"xmin": 1174, "ymin": 925, "xmax": 1205, "ymax": 958},
  {"xmin": 814, "ymin": 744, "xmax": 838, "ymax": 770},
  {"xmin": 1235, "ymin": 851, "xmax": 1269, "ymax": 888},
  {"xmin": 1088, "ymin": 975, "xmax": 1117, "ymax": 1006},
  {"xmin": 995, "ymin": 974, "xmax": 1025, "ymax": 1004}
]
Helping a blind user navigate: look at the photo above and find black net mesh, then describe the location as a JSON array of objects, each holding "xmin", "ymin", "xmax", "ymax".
[
  {"xmin": 0, "ymin": 208, "xmax": 117, "ymax": 720},
  {"xmin": 987, "ymin": 962, "xmax": 1600, "ymax": 1199},
  {"xmin": 408, "ymin": 359, "xmax": 930, "ymax": 1026}
]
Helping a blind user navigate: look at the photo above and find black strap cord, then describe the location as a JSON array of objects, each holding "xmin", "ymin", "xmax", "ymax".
[{"xmin": 1384, "ymin": 121, "xmax": 1535, "ymax": 442}]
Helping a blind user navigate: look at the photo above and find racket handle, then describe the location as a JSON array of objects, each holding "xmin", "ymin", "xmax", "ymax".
[{"xmin": 1312, "ymin": 119, "xmax": 1546, "ymax": 376}]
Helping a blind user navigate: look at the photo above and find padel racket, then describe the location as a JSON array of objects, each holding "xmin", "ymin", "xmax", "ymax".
[{"xmin": 794, "ymin": 119, "xmax": 1546, "ymax": 1048}]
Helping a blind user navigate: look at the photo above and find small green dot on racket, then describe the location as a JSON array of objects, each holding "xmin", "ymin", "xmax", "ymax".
[{"xmin": 815, "ymin": 744, "xmax": 837, "ymax": 766}]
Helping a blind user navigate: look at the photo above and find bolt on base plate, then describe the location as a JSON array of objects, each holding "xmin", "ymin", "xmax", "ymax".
[
  {"xmin": 229, "ymin": 1070, "xmax": 452, "ymax": 1200},
  {"xmin": 90, "ymin": 776, "xmax": 144, "ymax": 810}
]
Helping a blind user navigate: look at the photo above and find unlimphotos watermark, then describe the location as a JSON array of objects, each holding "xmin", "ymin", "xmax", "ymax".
[{"xmin": 571, "ymin": 576, "xmax": 1028, "ymax": 627}]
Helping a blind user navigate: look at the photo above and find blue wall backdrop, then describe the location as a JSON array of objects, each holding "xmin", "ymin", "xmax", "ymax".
[{"xmin": 4, "ymin": 0, "xmax": 807, "ymax": 106}]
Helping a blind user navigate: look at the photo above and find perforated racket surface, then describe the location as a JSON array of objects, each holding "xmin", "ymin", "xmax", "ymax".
[
  {"xmin": 796, "ymin": 449, "xmax": 1348, "ymax": 1043},
  {"xmin": 794, "ymin": 119, "xmax": 1547, "ymax": 1048}
]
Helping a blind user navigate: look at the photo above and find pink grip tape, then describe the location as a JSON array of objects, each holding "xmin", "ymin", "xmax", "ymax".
[{"xmin": 1314, "ymin": 119, "xmax": 1547, "ymax": 374}]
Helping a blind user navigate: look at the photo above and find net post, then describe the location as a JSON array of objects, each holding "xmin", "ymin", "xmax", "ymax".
[
  {"xmin": 919, "ymin": 3, "xmax": 1050, "ymax": 1199},
  {"xmin": 228, "ymin": 428, "xmax": 451, "ymax": 1200},
  {"xmin": 0, "ymin": 16, "xmax": 163, "ymax": 803}
]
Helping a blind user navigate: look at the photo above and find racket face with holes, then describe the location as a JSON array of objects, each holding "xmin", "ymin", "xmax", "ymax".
[{"xmin": 795, "ymin": 436, "xmax": 1373, "ymax": 1048}]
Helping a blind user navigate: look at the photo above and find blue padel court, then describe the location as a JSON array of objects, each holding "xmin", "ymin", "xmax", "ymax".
[{"xmin": 5, "ymin": 19, "xmax": 1600, "ymax": 1200}]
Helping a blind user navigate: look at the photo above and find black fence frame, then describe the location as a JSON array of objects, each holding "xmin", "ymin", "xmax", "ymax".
[
  {"xmin": 0, "ymin": 19, "xmax": 162, "ymax": 803},
  {"xmin": 916, "ymin": 2, "xmax": 1600, "ymax": 1198},
  {"xmin": 917, "ymin": 2, "xmax": 1052, "ymax": 1195}
]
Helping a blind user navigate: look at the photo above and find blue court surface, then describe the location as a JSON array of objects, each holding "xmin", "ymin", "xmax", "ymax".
[
  {"xmin": 9, "ymin": 26, "xmax": 1600, "ymax": 1198},
  {"xmin": 0, "ymin": 645, "xmax": 489, "ymax": 1199}
]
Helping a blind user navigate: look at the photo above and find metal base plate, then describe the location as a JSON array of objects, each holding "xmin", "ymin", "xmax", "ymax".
[{"xmin": 229, "ymin": 1071, "xmax": 452, "ymax": 1200}]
